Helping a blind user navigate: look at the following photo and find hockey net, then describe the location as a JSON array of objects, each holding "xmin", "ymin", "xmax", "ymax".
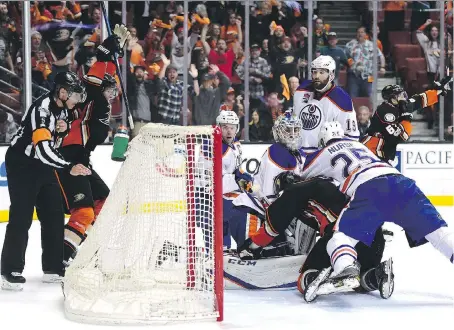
[{"xmin": 63, "ymin": 124, "xmax": 223, "ymax": 324}]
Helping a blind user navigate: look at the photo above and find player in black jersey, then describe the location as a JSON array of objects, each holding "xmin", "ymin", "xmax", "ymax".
[{"xmin": 363, "ymin": 77, "xmax": 452, "ymax": 163}]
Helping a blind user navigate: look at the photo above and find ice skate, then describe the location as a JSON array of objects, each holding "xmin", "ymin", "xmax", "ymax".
[
  {"xmin": 377, "ymin": 258, "xmax": 394, "ymax": 299},
  {"xmin": 359, "ymin": 257, "xmax": 394, "ymax": 299},
  {"xmin": 1, "ymin": 272, "xmax": 26, "ymax": 291},
  {"xmin": 302, "ymin": 267, "xmax": 332, "ymax": 302},
  {"xmin": 316, "ymin": 261, "xmax": 361, "ymax": 297},
  {"xmin": 42, "ymin": 272, "xmax": 64, "ymax": 284}
]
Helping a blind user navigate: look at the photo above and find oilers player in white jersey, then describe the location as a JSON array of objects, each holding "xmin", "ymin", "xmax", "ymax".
[
  {"xmin": 229, "ymin": 112, "xmax": 311, "ymax": 258},
  {"xmin": 212, "ymin": 111, "xmax": 253, "ymax": 249},
  {"xmin": 293, "ymin": 55, "xmax": 360, "ymax": 153},
  {"xmin": 299, "ymin": 122, "xmax": 454, "ymax": 302}
]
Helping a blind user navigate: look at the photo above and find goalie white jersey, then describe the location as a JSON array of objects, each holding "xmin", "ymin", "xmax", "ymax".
[
  {"xmin": 293, "ymin": 81, "xmax": 360, "ymax": 152},
  {"xmin": 299, "ymin": 139, "xmax": 399, "ymax": 197},
  {"xmin": 233, "ymin": 143, "xmax": 305, "ymax": 214}
]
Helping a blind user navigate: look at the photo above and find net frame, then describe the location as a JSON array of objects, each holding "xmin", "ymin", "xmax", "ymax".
[{"xmin": 62, "ymin": 124, "xmax": 224, "ymax": 324}]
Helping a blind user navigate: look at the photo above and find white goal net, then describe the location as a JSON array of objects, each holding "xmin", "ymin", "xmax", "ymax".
[{"xmin": 63, "ymin": 124, "xmax": 223, "ymax": 324}]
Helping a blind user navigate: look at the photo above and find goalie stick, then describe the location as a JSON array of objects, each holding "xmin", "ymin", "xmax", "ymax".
[{"xmin": 100, "ymin": 1, "xmax": 134, "ymax": 130}]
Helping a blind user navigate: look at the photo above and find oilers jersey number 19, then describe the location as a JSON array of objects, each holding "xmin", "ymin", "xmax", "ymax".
[{"xmin": 293, "ymin": 81, "xmax": 360, "ymax": 153}]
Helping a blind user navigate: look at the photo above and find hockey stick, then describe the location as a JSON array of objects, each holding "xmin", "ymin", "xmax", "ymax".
[{"xmin": 100, "ymin": 1, "xmax": 134, "ymax": 130}]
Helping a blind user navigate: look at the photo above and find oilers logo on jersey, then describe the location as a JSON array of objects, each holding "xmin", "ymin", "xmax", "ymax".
[
  {"xmin": 293, "ymin": 80, "xmax": 360, "ymax": 151},
  {"xmin": 298, "ymin": 104, "xmax": 322, "ymax": 130}
]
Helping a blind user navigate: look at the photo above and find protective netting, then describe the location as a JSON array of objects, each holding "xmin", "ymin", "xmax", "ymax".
[{"xmin": 63, "ymin": 124, "xmax": 222, "ymax": 324}]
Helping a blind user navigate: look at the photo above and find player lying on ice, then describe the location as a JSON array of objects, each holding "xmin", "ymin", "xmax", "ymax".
[
  {"xmin": 295, "ymin": 121, "xmax": 454, "ymax": 302},
  {"xmin": 222, "ymin": 112, "xmax": 386, "ymax": 289},
  {"xmin": 225, "ymin": 112, "xmax": 392, "ymax": 292}
]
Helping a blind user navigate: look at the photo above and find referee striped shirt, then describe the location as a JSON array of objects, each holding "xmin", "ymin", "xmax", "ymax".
[{"xmin": 9, "ymin": 92, "xmax": 72, "ymax": 169}]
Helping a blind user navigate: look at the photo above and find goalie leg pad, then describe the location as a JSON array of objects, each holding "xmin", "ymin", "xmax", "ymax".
[{"xmin": 224, "ymin": 252, "xmax": 307, "ymax": 290}]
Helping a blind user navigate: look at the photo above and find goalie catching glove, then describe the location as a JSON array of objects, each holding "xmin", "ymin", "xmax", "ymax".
[{"xmin": 96, "ymin": 24, "xmax": 130, "ymax": 62}]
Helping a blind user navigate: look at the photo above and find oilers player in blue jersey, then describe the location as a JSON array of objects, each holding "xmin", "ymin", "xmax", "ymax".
[{"xmin": 298, "ymin": 121, "xmax": 454, "ymax": 302}]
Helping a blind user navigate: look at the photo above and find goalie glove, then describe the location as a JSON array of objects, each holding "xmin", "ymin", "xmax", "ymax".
[
  {"xmin": 273, "ymin": 171, "xmax": 303, "ymax": 195},
  {"xmin": 234, "ymin": 168, "xmax": 254, "ymax": 192}
]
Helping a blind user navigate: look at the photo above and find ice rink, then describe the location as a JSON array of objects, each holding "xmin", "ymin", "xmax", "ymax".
[{"xmin": 0, "ymin": 207, "xmax": 453, "ymax": 330}]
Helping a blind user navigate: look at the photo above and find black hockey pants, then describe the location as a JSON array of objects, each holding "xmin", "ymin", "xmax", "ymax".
[{"xmin": 1, "ymin": 147, "xmax": 65, "ymax": 276}]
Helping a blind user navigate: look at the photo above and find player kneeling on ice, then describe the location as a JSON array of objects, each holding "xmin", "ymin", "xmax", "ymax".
[
  {"xmin": 224, "ymin": 113, "xmax": 348, "ymax": 289},
  {"xmin": 298, "ymin": 121, "xmax": 454, "ymax": 302}
]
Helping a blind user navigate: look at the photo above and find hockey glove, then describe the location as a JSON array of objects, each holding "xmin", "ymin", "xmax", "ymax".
[
  {"xmin": 234, "ymin": 168, "xmax": 254, "ymax": 192},
  {"xmin": 433, "ymin": 75, "xmax": 453, "ymax": 96},
  {"xmin": 398, "ymin": 100, "xmax": 414, "ymax": 122},
  {"xmin": 113, "ymin": 24, "xmax": 129, "ymax": 50},
  {"xmin": 273, "ymin": 171, "xmax": 303, "ymax": 195},
  {"xmin": 96, "ymin": 34, "xmax": 126, "ymax": 62}
]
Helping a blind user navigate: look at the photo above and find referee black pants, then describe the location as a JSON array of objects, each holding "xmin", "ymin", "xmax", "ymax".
[{"xmin": 1, "ymin": 147, "xmax": 65, "ymax": 276}]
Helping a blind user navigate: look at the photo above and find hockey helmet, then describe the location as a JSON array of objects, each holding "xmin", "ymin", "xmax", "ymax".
[
  {"xmin": 53, "ymin": 71, "xmax": 87, "ymax": 103},
  {"xmin": 272, "ymin": 111, "xmax": 303, "ymax": 151},
  {"xmin": 381, "ymin": 85, "xmax": 407, "ymax": 104},
  {"xmin": 310, "ymin": 55, "xmax": 336, "ymax": 92},
  {"xmin": 318, "ymin": 121, "xmax": 344, "ymax": 148},
  {"xmin": 216, "ymin": 110, "xmax": 239, "ymax": 133}
]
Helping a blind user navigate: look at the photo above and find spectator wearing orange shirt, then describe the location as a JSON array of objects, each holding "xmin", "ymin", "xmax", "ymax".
[{"xmin": 221, "ymin": 13, "xmax": 242, "ymax": 50}]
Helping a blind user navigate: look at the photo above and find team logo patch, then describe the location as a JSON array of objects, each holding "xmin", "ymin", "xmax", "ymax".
[
  {"xmin": 384, "ymin": 113, "xmax": 396, "ymax": 122},
  {"xmin": 74, "ymin": 193, "xmax": 85, "ymax": 202},
  {"xmin": 298, "ymin": 104, "xmax": 322, "ymax": 130}
]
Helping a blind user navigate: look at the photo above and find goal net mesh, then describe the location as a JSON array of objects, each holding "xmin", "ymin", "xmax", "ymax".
[{"xmin": 63, "ymin": 124, "xmax": 223, "ymax": 324}]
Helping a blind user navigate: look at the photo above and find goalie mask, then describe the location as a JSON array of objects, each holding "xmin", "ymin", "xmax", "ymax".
[
  {"xmin": 311, "ymin": 55, "xmax": 336, "ymax": 93},
  {"xmin": 318, "ymin": 121, "xmax": 344, "ymax": 148},
  {"xmin": 272, "ymin": 111, "xmax": 303, "ymax": 150}
]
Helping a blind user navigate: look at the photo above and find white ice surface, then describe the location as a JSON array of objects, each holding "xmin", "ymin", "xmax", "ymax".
[{"xmin": 0, "ymin": 208, "xmax": 453, "ymax": 330}]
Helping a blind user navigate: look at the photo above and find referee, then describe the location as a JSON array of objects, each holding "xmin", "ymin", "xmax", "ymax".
[{"xmin": 1, "ymin": 71, "xmax": 91, "ymax": 291}]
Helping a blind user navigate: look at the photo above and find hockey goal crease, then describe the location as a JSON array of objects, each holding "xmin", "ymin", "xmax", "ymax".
[{"xmin": 63, "ymin": 124, "xmax": 224, "ymax": 325}]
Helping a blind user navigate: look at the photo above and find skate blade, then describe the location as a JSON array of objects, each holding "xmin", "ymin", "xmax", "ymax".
[
  {"xmin": 1, "ymin": 280, "xmax": 24, "ymax": 291},
  {"xmin": 42, "ymin": 274, "xmax": 64, "ymax": 284},
  {"xmin": 303, "ymin": 267, "xmax": 332, "ymax": 303},
  {"xmin": 317, "ymin": 276, "xmax": 360, "ymax": 296}
]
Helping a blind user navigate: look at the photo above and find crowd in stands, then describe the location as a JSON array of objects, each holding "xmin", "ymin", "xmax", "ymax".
[{"xmin": 0, "ymin": 1, "xmax": 452, "ymax": 144}]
